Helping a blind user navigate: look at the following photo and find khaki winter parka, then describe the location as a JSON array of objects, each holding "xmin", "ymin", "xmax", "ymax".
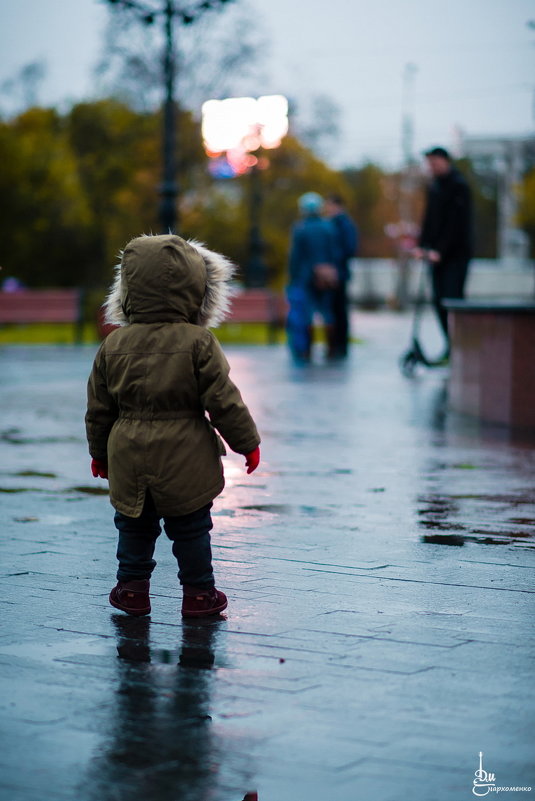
[{"xmin": 85, "ymin": 234, "xmax": 260, "ymax": 518}]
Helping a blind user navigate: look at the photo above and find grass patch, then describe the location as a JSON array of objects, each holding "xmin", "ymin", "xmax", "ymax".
[
  {"xmin": 215, "ymin": 322, "xmax": 285, "ymax": 345},
  {"xmin": 0, "ymin": 322, "xmax": 99, "ymax": 345},
  {"xmin": 0, "ymin": 321, "xmax": 364, "ymax": 346}
]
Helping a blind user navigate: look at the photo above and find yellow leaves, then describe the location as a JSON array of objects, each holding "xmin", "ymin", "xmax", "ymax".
[{"xmin": 517, "ymin": 169, "xmax": 535, "ymax": 230}]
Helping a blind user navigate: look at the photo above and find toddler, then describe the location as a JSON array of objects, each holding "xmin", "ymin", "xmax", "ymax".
[{"xmin": 86, "ymin": 234, "xmax": 260, "ymax": 618}]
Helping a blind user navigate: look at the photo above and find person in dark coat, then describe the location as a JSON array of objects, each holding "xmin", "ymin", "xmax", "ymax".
[
  {"xmin": 286, "ymin": 192, "xmax": 341, "ymax": 362},
  {"xmin": 324, "ymin": 194, "xmax": 359, "ymax": 358},
  {"xmin": 414, "ymin": 147, "xmax": 473, "ymax": 356}
]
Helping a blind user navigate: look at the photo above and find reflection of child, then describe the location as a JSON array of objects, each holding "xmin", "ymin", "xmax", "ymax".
[{"xmin": 86, "ymin": 234, "xmax": 260, "ymax": 618}]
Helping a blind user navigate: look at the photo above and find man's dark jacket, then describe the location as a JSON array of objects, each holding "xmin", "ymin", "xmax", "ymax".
[
  {"xmin": 330, "ymin": 212, "xmax": 358, "ymax": 281},
  {"xmin": 419, "ymin": 167, "xmax": 473, "ymax": 259}
]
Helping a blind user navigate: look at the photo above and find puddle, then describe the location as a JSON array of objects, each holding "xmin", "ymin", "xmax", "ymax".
[
  {"xmin": 0, "ymin": 428, "xmax": 80, "ymax": 445},
  {"xmin": 0, "ymin": 487, "xmax": 52, "ymax": 493},
  {"xmin": 418, "ymin": 491, "xmax": 535, "ymax": 548},
  {"xmin": 470, "ymin": 529, "xmax": 533, "ymax": 539},
  {"xmin": 69, "ymin": 486, "xmax": 109, "ymax": 496},
  {"xmin": 240, "ymin": 504, "xmax": 293, "ymax": 514},
  {"xmin": 421, "ymin": 534, "xmax": 465, "ymax": 546},
  {"xmin": 0, "ymin": 486, "xmax": 109, "ymax": 496},
  {"xmin": 422, "ymin": 533, "xmax": 535, "ymax": 548},
  {"xmin": 14, "ymin": 470, "xmax": 58, "ymax": 479},
  {"xmin": 452, "ymin": 494, "xmax": 534, "ymax": 505},
  {"xmin": 420, "ymin": 521, "xmax": 466, "ymax": 531},
  {"xmin": 239, "ymin": 504, "xmax": 330, "ymax": 517}
]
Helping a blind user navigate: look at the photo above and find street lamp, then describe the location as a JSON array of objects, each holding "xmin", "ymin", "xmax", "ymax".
[
  {"xmin": 201, "ymin": 95, "xmax": 288, "ymax": 287},
  {"xmin": 104, "ymin": 0, "xmax": 234, "ymax": 233}
]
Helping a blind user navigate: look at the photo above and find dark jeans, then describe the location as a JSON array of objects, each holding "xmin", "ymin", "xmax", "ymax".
[
  {"xmin": 114, "ymin": 492, "xmax": 214, "ymax": 588},
  {"xmin": 430, "ymin": 256, "xmax": 470, "ymax": 342}
]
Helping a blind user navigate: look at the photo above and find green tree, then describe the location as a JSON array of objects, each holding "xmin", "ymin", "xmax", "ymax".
[
  {"xmin": 180, "ymin": 134, "xmax": 351, "ymax": 289},
  {"xmin": 66, "ymin": 99, "xmax": 160, "ymax": 284},
  {"xmin": 343, "ymin": 163, "xmax": 400, "ymax": 257},
  {"xmin": 67, "ymin": 99, "xmax": 210, "ymax": 284},
  {"xmin": 0, "ymin": 107, "xmax": 93, "ymax": 287},
  {"xmin": 0, "ymin": 100, "xmax": 209, "ymax": 289}
]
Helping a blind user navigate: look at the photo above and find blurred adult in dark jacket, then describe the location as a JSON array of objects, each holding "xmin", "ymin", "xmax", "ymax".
[
  {"xmin": 414, "ymin": 147, "xmax": 473, "ymax": 356},
  {"xmin": 324, "ymin": 194, "xmax": 359, "ymax": 358},
  {"xmin": 287, "ymin": 192, "xmax": 340, "ymax": 363}
]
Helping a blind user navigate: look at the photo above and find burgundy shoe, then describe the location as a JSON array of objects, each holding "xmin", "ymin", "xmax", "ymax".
[
  {"xmin": 109, "ymin": 580, "xmax": 151, "ymax": 616},
  {"xmin": 181, "ymin": 585, "xmax": 228, "ymax": 618}
]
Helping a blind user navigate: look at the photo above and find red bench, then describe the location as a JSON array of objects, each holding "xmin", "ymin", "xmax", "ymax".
[
  {"xmin": 228, "ymin": 290, "xmax": 283, "ymax": 322},
  {"xmin": 0, "ymin": 289, "xmax": 83, "ymax": 340},
  {"xmin": 226, "ymin": 290, "xmax": 287, "ymax": 342},
  {"xmin": 98, "ymin": 288, "xmax": 288, "ymax": 342}
]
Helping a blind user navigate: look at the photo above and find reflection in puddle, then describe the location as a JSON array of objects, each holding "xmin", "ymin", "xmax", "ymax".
[
  {"xmin": 81, "ymin": 616, "xmax": 257, "ymax": 800},
  {"xmin": 421, "ymin": 533, "xmax": 465, "ymax": 546},
  {"xmin": 418, "ymin": 492, "xmax": 535, "ymax": 548}
]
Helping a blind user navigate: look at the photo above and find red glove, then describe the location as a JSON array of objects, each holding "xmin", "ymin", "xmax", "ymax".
[
  {"xmin": 91, "ymin": 458, "xmax": 108, "ymax": 479},
  {"xmin": 245, "ymin": 446, "xmax": 260, "ymax": 474}
]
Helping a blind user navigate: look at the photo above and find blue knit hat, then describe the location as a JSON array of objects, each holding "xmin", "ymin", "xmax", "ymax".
[{"xmin": 298, "ymin": 192, "xmax": 323, "ymax": 215}]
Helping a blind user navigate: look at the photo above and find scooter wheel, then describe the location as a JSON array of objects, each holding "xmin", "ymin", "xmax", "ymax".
[{"xmin": 400, "ymin": 351, "xmax": 417, "ymax": 377}]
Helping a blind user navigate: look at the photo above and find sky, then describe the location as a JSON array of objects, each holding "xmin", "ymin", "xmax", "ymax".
[{"xmin": 1, "ymin": 0, "xmax": 534, "ymax": 168}]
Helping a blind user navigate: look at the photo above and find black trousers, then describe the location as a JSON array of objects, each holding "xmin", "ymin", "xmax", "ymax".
[
  {"xmin": 331, "ymin": 280, "xmax": 350, "ymax": 357},
  {"xmin": 430, "ymin": 256, "xmax": 470, "ymax": 341},
  {"xmin": 114, "ymin": 492, "xmax": 214, "ymax": 588}
]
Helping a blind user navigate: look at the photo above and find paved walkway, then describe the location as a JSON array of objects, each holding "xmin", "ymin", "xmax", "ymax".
[{"xmin": 1, "ymin": 312, "xmax": 534, "ymax": 801}]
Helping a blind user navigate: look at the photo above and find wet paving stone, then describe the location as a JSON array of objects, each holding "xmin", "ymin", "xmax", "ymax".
[{"xmin": 1, "ymin": 315, "xmax": 534, "ymax": 801}]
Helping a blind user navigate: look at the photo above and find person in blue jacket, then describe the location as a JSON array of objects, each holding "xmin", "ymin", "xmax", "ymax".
[
  {"xmin": 287, "ymin": 192, "xmax": 340, "ymax": 363},
  {"xmin": 324, "ymin": 194, "xmax": 359, "ymax": 358}
]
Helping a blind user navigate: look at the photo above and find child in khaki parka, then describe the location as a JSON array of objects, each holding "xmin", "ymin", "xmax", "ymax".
[{"xmin": 85, "ymin": 234, "xmax": 260, "ymax": 618}]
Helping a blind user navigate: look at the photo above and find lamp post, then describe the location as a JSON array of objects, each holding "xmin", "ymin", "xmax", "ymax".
[
  {"xmin": 104, "ymin": 0, "xmax": 234, "ymax": 233},
  {"xmin": 159, "ymin": 0, "xmax": 177, "ymax": 233},
  {"xmin": 247, "ymin": 160, "xmax": 266, "ymax": 287},
  {"xmin": 396, "ymin": 62, "xmax": 418, "ymax": 309},
  {"xmin": 201, "ymin": 95, "xmax": 288, "ymax": 287}
]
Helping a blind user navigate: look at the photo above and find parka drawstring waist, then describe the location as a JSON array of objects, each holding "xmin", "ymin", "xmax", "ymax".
[{"xmin": 118, "ymin": 410, "xmax": 203, "ymax": 421}]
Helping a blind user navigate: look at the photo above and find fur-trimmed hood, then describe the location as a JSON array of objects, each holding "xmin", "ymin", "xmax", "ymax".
[{"xmin": 103, "ymin": 234, "xmax": 234, "ymax": 328}]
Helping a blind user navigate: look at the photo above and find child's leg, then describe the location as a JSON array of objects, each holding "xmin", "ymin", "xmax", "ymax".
[
  {"xmin": 114, "ymin": 492, "xmax": 161, "ymax": 582},
  {"xmin": 163, "ymin": 503, "xmax": 214, "ymax": 588}
]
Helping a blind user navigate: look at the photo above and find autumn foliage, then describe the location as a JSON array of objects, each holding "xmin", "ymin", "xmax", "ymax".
[{"xmin": 0, "ymin": 99, "xmax": 510, "ymax": 292}]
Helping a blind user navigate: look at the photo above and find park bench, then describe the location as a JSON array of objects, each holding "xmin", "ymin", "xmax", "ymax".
[
  {"xmin": 0, "ymin": 289, "xmax": 84, "ymax": 341},
  {"xmin": 98, "ymin": 288, "xmax": 288, "ymax": 342},
  {"xmin": 225, "ymin": 289, "xmax": 287, "ymax": 342},
  {"xmin": 445, "ymin": 300, "xmax": 535, "ymax": 428}
]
